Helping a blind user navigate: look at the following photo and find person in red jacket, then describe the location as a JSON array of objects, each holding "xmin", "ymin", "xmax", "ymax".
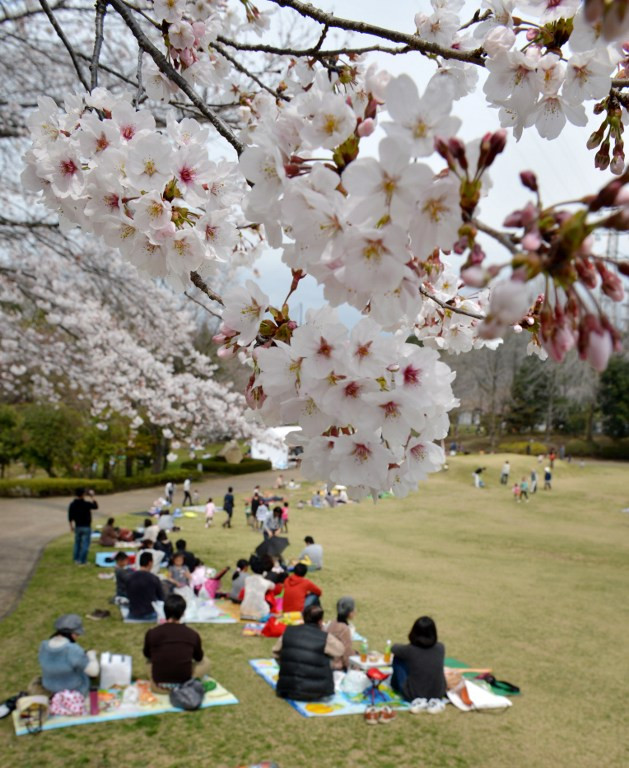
[{"xmin": 283, "ymin": 563, "xmax": 322, "ymax": 612}]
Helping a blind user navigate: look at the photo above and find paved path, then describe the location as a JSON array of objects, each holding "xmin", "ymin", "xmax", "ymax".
[{"xmin": 0, "ymin": 469, "xmax": 291, "ymax": 621}]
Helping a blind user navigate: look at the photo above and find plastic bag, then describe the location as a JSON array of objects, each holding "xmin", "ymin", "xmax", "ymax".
[
  {"xmin": 100, "ymin": 652, "xmax": 133, "ymax": 689},
  {"xmin": 169, "ymin": 679, "xmax": 205, "ymax": 710},
  {"xmin": 340, "ymin": 670, "xmax": 369, "ymax": 695}
]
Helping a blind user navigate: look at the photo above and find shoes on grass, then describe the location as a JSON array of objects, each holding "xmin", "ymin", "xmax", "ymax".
[
  {"xmin": 86, "ymin": 609, "xmax": 111, "ymax": 621},
  {"xmin": 379, "ymin": 705, "xmax": 396, "ymax": 723},
  {"xmin": 410, "ymin": 697, "xmax": 446, "ymax": 714},
  {"xmin": 364, "ymin": 705, "xmax": 379, "ymax": 725}
]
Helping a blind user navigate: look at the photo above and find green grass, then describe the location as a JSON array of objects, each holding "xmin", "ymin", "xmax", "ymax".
[{"xmin": 1, "ymin": 454, "xmax": 628, "ymax": 768}]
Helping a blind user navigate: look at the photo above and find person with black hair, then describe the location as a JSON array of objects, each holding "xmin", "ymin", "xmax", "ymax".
[
  {"xmin": 391, "ymin": 616, "xmax": 446, "ymax": 702},
  {"xmin": 68, "ymin": 487, "xmax": 98, "ymax": 565},
  {"xmin": 229, "ymin": 558, "xmax": 250, "ymax": 602},
  {"xmin": 127, "ymin": 552, "xmax": 165, "ymax": 621},
  {"xmin": 37, "ymin": 614, "xmax": 99, "ymax": 696},
  {"xmin": 113, "ymin": 552, "xmax": 132, "ymax": 600},
  {"xmin": 143, "ymin": 595, "xmax": 208, "ymax": 693},
  {"xmin": 273, "ymin": 605, "xmax": 344, "ymax": 701},
  {"xmin": 240, "ymin": 559, "xmax": 274, "ymax": 620},
  {"xmin": 154, "ymin": 529, "xmax": 174, "ymax": 564},
  {"xmin": 222, "ymin": 486, "xmax": 235, "ymax": 528},
  {"xmin": 99, "ymin": 517, "xmax": 118, "ymax": 547},
  {"xmin": 174, "ymin": 539, "xmax": 196, "ymax": 571},
  {"xmin": 283, "ymin": 563, "xmax": 322, "ymax": 613},
  {"xmin": 294, "ymin": 536, "xmax": 323, "ymax": 570}
]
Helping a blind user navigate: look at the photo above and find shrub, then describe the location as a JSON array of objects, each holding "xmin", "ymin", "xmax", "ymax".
[
  {"xmin": 564, "ymin": 439, "xmax": 599, "ymax": 458},
  {"xmin": 0, "ymin": 478, "xmax": 114, "ymax": 498},
  {"xmin": 180, "ymin": 458, "xmax": 272, "ymax": 474},
  {"xmin": 596, "ymin": 441, "xmax": 629, "ymax": 461},
  {"xmin": 112, "ymin": 469, "xmax": 201, "ymax": 491},
  {"xmin": 498, "ymin": 441, "xmax": 547, "ymax": 455}
]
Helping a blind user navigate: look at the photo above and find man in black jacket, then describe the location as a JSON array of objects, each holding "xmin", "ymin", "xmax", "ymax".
[
  {"xmin": 273, "ymin": 605, "xmax": 344, "ymax": 701},
  {"xmin": 127, "ymin": 552, "xmax": 165, "ymax": 621},
  {"xmin": 68, "ymin": 487, "xmax": 98, "ymax": 565}
]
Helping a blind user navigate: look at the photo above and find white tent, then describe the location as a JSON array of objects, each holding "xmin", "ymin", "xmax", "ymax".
[{"xmin": 251, "ymin": 426, "xmax": 302, "ymax": 470}]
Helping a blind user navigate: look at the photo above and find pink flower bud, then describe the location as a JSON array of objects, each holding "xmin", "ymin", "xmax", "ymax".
[
  {"xmin": 357, "ymin": 118, "xmax": 376, "ymax": 137},
  {"xmin": 585, "ymin": 329, "xmax": 613, "ymax": 371},
  {"xmin": 519, "ymin": 170, "xmax": 538, "ymax": 192},
  {"xmin": 522, "ymin": 231, "xmax": 542, "ymax": 251}
]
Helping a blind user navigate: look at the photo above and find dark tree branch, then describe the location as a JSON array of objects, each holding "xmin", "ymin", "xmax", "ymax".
[
  {"xmin": 216, "ymin": 35, "xmax": 412, "ymax": 58},
  {"xmin": 475, "ymin": 219, "xmax": 519, "ymax": 255},
  {"xmin": 108, "ymin": 0, "xmax": 244, "ymax": 155},
  {"xmin": 212, "ymin": 41, "xmax": 289, "ymax": 101},
  {"xmin": 38, "ymin": 0, "xmax": 90, "ymax": 90},
  {"xmin": 90, "ymin": 0, "xmax": 107, "ymax": 90},
  {"xmin": 266, "ymin": 0, "xmax": 486, "ymax": 66},
  {"xmin": 189, "ymin": 270, "xmax": 224, "ymax": 306},
  {"xmin": 184, "ymin": 290, "xmax": 223, "ymax": 319},
  {"xmin": 419, "ymin": 285, "xmax": 485, "ymax": 320}
]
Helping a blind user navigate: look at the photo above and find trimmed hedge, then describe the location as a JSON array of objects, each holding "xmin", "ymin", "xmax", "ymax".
[
  {"xmin": 596, "ymin": 442, "xmax": 629, "ymax": 461},
  {"xmin": 112, "ymin": 469, "xmax": 201, "ymax": 491},
  {"xmin": 0, "ymin": 478, "xmax": 114, "ymax": 498},
  {"xmin": 498, "ymin": 441, "xmax": 547, "ymax": 455},
  {"xmin": 180, "ymin": 458, "xmax": 272, "ymax": 474},
  {"xmin": 564, "ymin": 439, "xmax": 599, "ymax": 457}
]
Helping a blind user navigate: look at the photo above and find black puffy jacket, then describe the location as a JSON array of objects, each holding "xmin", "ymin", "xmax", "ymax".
[{"xmin": 276, "ymin": 624, "xmax": 334, "ymax": 701}]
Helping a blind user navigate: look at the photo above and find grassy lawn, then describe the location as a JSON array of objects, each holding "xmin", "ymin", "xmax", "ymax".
[{"xmin": 1, "ymin": 454, "xmax": 627, "ymax": 768}]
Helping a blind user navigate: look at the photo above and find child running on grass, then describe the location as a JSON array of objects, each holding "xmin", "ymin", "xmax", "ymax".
[{"xmin": 512, "ymin": 482, "xmax": 521, "ymax": 502}]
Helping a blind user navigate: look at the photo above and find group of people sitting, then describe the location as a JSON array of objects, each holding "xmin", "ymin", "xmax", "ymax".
[{"xmin": 34, "ymin": 600, "xmax": 445, "ymax": 709}]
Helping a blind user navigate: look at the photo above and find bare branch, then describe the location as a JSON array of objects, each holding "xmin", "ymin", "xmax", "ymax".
[
  {"xmin": 419, "ymin": 286, "xmax": 485, "ymax": 320},
  {"xmin": 212, "ymin": 41, "xmax": 289, "ymax": 101},
  {"xmin": 612, "ymin": 78, "xmax": 629, "ymax": 88},
  {"xmin": 184, "ymin": 290, "xmax": 223, "ymax": 319},
  {"xmin": 38, "ymin": 0, "xmax": 90, "ymax": 90},
  {"xmin": 133, "ymin": 48, "xmax": 143, "ymax": 107},
  {"xmin": 475, "ymin": 219, "xmax": 519, "ymax": 255},
  {"xmin": 266, "ymin": 0, "xmax": 486, "ymax": 66},
  {"xmin": 108, "ymin": 0, "xmax": 244, "ymax": 155},
  {"xmin": 216, "ymin": 36, "xmax": 412, "ymax": 58},
  {"xmin": 189, "ymin": 270, "xmax": 225, "ymax": 306},
  {"xmin": 90, "ymin": 0, "xmax": 107, "ymax": 91}
]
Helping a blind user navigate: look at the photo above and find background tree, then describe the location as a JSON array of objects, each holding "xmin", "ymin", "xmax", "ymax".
[
  {"xmin": 598, "ymin": 357, "xmax": 629, "ymax": 439},
  {"xmin": 0, "ymin": 406, "xmax": 21, "ymax": 478},
  {"xmin": 19, "ymin": 404, "xmax": 81, "ymax": 477}
]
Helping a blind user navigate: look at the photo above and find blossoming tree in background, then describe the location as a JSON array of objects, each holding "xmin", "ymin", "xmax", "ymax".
[{"xmin": 7, "ymin": 0, "xmax": 629, "ymax": 497}]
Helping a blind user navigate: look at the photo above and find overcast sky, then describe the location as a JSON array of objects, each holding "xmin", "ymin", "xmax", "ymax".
[{"xmin": 245, "ymin": 0, "xmax": 618, "ymax": 322}]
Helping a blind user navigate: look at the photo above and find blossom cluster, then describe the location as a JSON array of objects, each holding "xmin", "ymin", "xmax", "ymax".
[{"xmin": 22, "ymin": 88, "xmax": 246, "ymax": 288}]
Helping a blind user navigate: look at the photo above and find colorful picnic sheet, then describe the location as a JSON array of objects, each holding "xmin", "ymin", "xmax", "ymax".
[
  {"xmin": 249, "ymin": 659, "xmax": 409, "ymax": 718},
  {"xmin": 12, "ymin": 679, "xmax": 238, "ymax": 735},
  {"xmin": 119, "ymin": 601, "xmax": 237, "ymax": 624}
]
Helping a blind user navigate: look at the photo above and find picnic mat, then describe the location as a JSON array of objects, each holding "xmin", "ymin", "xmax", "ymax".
[
  {"xmin": 444, "ymin": 657, "xmax": 521, "ymax": 697},
  {"xmin": 119, "ymin": 602, "xmax": 237, "ymax": 624},
  {"xmin": 249, "ymin": 659, "xmax": 409, "ymax": 718},
  {"xmin": 95, "ymin": 551, "xmax": 136, "ymax": 568},
  {"xmin": 12, "ymin": 679, "xmax": 238, "ymax": 735}
]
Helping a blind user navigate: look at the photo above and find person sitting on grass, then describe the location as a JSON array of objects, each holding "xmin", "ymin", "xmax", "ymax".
[
  {"xmin": 99, "ymin": 517, "xmax": 119, "ymax": 547},
  {"xmin": 127, "ymin": 552, "xmax": 165, "ymax": 621},
  {"xmin": 157, "ymin": 509, "xmax": 175, "ymax": 532},
  {"xmin": 326, "ymin": 596, "xmax": 356, "ymax": 671},
  {"xmin": 273, "ymin": 605, "xmax": 344, "ymax": 702},
  {"xmin": 113, "ymin": 551, "xmax": 132, "ymax": 603},
  {"xmin": 166, "ymin": 550, "xmax": 191, "ymax": 590},
  {"xmin": 37, "ymin": 614, "xmax": 99, "ymax": 696},
  {"xmin": 143, "ymin": 594, "xmax": 209, "ymax": 694},
  {"xmin": 293, "ymin": 536, "xmax": 323, "ymax": 570},
  {"xmin": 391, "ymin": 616, "xmax": 446, "ymax": 703},
  {"xmin": 239, "ymin": 560, "xmax": 274, "ymax": 621},
  {"xmin": 175, "ymin": 539, "xmax": 196, "ymax": 571},
  {"xmin": 154, "ymin": 529, "xmax": 174, "ymax": 565},
  {"xmin": 138, "ymin": 517, "xmax": 159, "ymax": 543},
  {"xmin": 229, "ymin": 558, "xmax": 250, "ymax": 603},
  {"xmin": 282, "ymin": 563, "xmax": 322, "ymax": 613}
]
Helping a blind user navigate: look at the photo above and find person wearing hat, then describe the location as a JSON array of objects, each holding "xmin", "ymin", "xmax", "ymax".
[
  {"xmin": 37, "ymin": 614, "xmax": 99, "ymax": 696},
  {"xmin": 325, "ymin": 596, "xmax": 356, "ymax": 671}
]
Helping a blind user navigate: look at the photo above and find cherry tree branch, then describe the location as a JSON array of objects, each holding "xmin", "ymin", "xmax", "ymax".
[
  {"xmin": 189, "ymin": 270, "xmax": 224, "ymax": 306},
  {"xmin": 38, "ymin": 0, "xmax": 90, "ymax": 90},
  {"xmin": 212, "ymin": 41, "xmax": 290, "ymax": 102},
  {"xmin": 184, "ymin": 290, "xmax": 223, "ymax": 319},
  {"xmin": 108, "ymin": 0, "xmax": 244, "ymax": 155},
  {"xmin": 266, "ymin": 0, "xmax": 486, "ymax": 66},
  {"xmin": 216, "ymin": 36, "xmax": 412, "ymax": 58},
  {"xmin": 419, "ymin": 286, "xmax": 485, "ymax": 320},
  {"xmin": 90, "ymin": 0, "xmax": 107, "ymax": 90},
  {"xmin": 474, "ymin": 219, "xmax": 519, "ymax": 255}
]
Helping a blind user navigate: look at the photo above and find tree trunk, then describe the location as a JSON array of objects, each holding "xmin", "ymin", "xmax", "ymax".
[{"xmin": 125, "ymin": 454, "xmax": 134, "ymax": 478}]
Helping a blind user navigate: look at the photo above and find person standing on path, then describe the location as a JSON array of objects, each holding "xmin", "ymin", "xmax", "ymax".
[
  {"xmin": 68, "ymin": 488, "xmax": 98, "ymax": 565},
  {"xmin": 222, "ymin": 486, "xmax": 234, "ymax": 528},
  {"xmin": 530, "ymin": 468, "xmax": 538, "ymax": 494},
  {"xmin": 500, "ymin": 460, "xmax": 510, "ymax": 485},
  {"xmin": 182, "ymin": 478, "xmax": 192, "ymax": 507},
  {"xmin": 164, "ymin": 481, "xmax": 174, "ymax": 505}
]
